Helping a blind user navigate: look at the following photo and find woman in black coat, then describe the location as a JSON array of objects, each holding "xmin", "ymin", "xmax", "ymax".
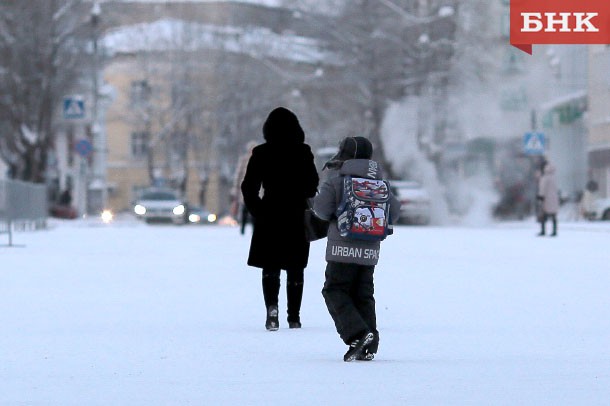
[{"xmin": 241, "ymin": 107, "xmax": 319, "ymax": 331}]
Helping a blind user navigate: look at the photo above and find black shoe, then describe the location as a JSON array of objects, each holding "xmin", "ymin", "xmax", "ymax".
[
  {"xmin": 550, "ymin": 232, "xmax": 557, "ymax": 237},
  {"xmin": 265, "ymin": 305, "xmax": 279, "ymax": 331},
  {"xmin": 343, "ymin": 332, "xmax": 374, "ymax": 362},
  {"xmin": 356, "ymin": 348, "xmax": 375, "ymax": 361},
  {"xmin": 537, "ymin": 232, "xmax": 545, "ymax": 236}
]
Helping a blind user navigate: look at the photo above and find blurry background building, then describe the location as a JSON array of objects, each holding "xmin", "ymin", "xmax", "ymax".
[
  {"xmin": 1, "ymin": 0, "xmax": 608, "ymax": 221},
  {"xmin": 587, "ymin": 45, "xmax": 610, "ymax": 200}
]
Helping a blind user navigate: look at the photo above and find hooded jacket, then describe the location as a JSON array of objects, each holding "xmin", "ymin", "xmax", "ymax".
[{"xmin": 313, "ymin": 159, "xmax": 401, "ymax": 266}]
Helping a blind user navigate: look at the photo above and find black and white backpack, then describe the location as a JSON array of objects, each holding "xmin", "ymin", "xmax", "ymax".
[{"xmin": 336, "ymin": 176, "xmax": 392, "ymax": 241}]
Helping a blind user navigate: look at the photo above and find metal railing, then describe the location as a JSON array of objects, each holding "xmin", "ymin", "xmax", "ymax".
[{"xmin": 0, "ymin": 179, "xmax": 48, "ymax": 246}]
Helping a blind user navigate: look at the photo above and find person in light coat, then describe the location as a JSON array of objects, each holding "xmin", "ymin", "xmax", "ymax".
[{"xmin": 537, "ymin": 162, "xmax": 559, "ymax": 236}]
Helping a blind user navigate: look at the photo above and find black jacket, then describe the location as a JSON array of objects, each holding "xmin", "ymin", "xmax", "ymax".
[{"xmin": 241, "ymin": 108, "xmax": 319, "ymax": 269}]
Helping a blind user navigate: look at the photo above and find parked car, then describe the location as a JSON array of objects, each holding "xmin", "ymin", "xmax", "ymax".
[
  {"xmin": 133, "ymin": 188, "xmax": 186, "ymax": 224},
  {"xmin": 389, "ymin": 180, "xmax": 431, "ymax": 225},
  {"xmin": 592, "ymin": 197, "xmax": 610, "ymax": 220},
  {"xmin": 49, "ymin": 204, "xmax": 78, "ymax": 219},
  {"xmin": 186, "ymin": 206, "xmax": 218, "ymax": 225}
]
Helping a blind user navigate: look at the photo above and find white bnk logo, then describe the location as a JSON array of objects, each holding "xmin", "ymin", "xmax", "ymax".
[{"xmin": 521, "ymin": 12, "xmax": 599, "ymax": 32}]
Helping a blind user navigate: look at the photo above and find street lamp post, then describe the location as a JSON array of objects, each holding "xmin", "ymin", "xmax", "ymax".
[{"xmin": 88, "ymin": 1, "xmax": 107, "ymax": 214}]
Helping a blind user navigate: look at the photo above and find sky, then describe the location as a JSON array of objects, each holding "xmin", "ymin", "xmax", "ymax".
[{"xmin": 1, "ymin": 215, "xmax": 609, "ymax": 405}]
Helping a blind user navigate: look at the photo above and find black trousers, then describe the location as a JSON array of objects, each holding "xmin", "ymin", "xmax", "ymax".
[
  {"xmin": 240, "ymin": 204, "xmax": 250, "ymax": 235},
  {"xmin": 262, "ymin": 268, "xmax": 304, "ymax": 323},
  {"xmin": 321, "ymin": 261, "xmax": 379, "ymax": 352},
  {"xmin": 540, "ymin": 213, "xmax": 557, "ymax": 235}
]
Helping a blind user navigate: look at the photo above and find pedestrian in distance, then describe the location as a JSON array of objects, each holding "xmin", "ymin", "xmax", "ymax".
[
  {"xmin": 241, "ymin": 107, "xmax": 319, "ymax": 331},
  {"xmin": 533, "ymin": 159, "xmax": 546, "ymax": 229},
  {"xmin": 58, "ymin": 188, "xmax": 72, "ymax": 206},
  {"xmin": 313, "ymin": 136, "xmax": 401, "ymax": 361},
  {"xmin": 537, "ymin": 161, "xmax": 559, "ymax": 236},
  {"xmin": 230, "ymin": 141, "xmax": 257, "ymax": 235}
]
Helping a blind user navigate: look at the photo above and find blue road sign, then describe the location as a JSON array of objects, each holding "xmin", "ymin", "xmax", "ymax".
[
  {"xmin": 523, "ymin": 132, "xmax": 545, "ymax": 155},
  {"xmin": 63, "ymin": 96, "xmax": 85, "ymax": 120},
  {"xmin": 75, "ymin": 139, "xmax": 93, "ymax": 158}
]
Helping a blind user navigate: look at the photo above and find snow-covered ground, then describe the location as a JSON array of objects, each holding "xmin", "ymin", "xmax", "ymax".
[{"xmin": 1, "ymin": 217, "xmax": 609, "ymax": 405}]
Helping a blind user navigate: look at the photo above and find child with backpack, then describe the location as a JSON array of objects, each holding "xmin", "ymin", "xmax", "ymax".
[{"xmin": 313, "ymin": 136, "xmax": 401, "ymax": 361}]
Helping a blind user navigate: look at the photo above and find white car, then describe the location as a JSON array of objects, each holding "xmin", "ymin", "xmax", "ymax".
[
  {"xmin": 389, "ymin": 180, "xmax": 431, "ymax": 225},
  {"xmin": 133, "ymin": 188, "xmax": 186, "ymax": 224},
  {"xmin": 593, "ymin": 197, "xmax": 610, "ymax": 220}
]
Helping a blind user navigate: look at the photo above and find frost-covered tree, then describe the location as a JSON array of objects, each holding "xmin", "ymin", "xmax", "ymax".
[
  {"xmin": 0, "ymin": 0, "xmax": 87, "ymax": 182},
  {"xmin": 324, "ymin": 0, "xmax": 406, "ymax": 175},
  {"xmin": 306, "ymin": 0, "xmax": 456, "ymax": 176}
]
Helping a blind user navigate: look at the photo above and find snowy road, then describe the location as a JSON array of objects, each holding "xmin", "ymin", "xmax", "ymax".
[{"xmin": 1, "ymin": 218, "xmax": 609, "ymax": 405}]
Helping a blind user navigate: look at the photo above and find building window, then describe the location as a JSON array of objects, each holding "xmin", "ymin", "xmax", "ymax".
[
  {"xmin": 500, "ymin": 10, "xmax": 510, "ymax": 38},
  {"xmin": 130, "ymin": 80, "xmax": 151, "ymax": 105},
  {"xmin": 131, "ymin": 132, "xmax": 148, "ymax": 158},
  {"xmin": 607, "ymin": 49, "xmax": 610, "ymax": 88},
  {"xmin": 500, "ymin": 86, "xmax": 527, "ymax": 111},
  {"xmin": 503, "ymin": 48, "xmax": 524, "ymax": 74}
]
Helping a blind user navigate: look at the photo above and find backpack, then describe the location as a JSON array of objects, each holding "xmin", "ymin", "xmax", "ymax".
[{"xmin": 336, "ymin": 176, "xmax": 392, "ymax": 241}]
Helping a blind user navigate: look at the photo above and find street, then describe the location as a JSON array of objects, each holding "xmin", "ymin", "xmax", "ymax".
[{"xmin": 1, "ymin": 218, "xmax": 609, "ymax": 405}]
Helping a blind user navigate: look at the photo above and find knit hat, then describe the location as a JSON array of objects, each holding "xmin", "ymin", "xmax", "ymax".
[{"xmin": 324, "ymin": 136, "xmax": 373, "ymax": 169}]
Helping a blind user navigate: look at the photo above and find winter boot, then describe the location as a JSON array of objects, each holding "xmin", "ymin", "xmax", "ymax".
[
  {"xmin": 265, "ymin": 305, "xmax": 279, "ymax": 331},
  {"xmin": 287, "ymin": 280, "xmax": 304, "ymax": 328},
  {"xmin": 538, "ymin": 216, "xmax": 546, "ymax": 236},
  {"xmin": 343, "ymin": 332, "xmax": 374, "ymax": 362},
  {"xmin": 288, "ymin": 320, "xmax": 302, "ymax": 329}
]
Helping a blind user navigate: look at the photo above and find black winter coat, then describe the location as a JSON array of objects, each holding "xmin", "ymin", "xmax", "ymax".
[{"xmin": 241, "ymin": 142, "xmax": 319, "ymax": 269}]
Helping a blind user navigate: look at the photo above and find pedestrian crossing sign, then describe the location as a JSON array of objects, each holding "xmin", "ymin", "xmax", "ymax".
[
  {"xmin": 63, "ymin": 95, "xmax": 85, "ymax": 120},
  {"xmin": 523, "ymin": 132, "xmax": 545, "ymax": 155}
]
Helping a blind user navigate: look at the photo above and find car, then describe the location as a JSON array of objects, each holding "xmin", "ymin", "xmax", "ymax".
[
  {"xmin": 49, "ymin": 204, "xmax": 78, "ymax": 219},
  {"xmin": 133, "ymin": 188, "xmax": 187, "ymax": 224},
  {"xmin": 389, "ymin": 180, "xmax": 431, "ymax": 225},
  {"xmin": 186, "ymin": 206, "xmax": 218, "ymax": 225},
  {"xmin": 592, "ymin": 197, "xmax": 610, "ymax": 220}
]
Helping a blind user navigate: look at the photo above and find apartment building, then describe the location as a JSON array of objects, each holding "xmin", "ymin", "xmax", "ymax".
[
  {"xmin": 587, "ymin": 45, "xmax": 610, "ymax": 199},
  {"xmin": 89, "ymin": 1, "xmax": 333, "ymax": 214}
]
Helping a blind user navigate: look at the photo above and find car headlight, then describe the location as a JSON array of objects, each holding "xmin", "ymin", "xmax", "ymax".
[
  {"xmin": 189, "ymin": 213, "xmax": 201, "ymax": 223},
  {"xmin": 101, "ymin": 209, "xmax": 114, "ymax": 223},
  {"xmin": 134, "ymin": 204, "xmax": 146, "ymax": 215},
  {"xmin": 207, "ymin": 213, "xmax": 217, "ymax": 223},
  {"xmin": 173, "ymin": 204, "xmax": 185, "ymax": 216}
]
